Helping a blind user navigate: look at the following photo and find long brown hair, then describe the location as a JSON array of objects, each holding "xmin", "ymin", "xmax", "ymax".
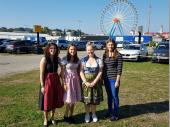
[
  {"xmin": 104, "ymin": 38, "xmax": 118, "ymax": 60},
  {"xmin": 67, "ymin": 44, "xmax": 79, "ymax": 63},
  {"xmin": 44, "ymin": 43, "xmax": 60, "ymax": 63}
]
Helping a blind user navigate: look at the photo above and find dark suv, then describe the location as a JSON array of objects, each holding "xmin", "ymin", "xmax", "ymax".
[
  {"xmin": 152, "ymin": 42, "xmax": 169, "ymax": 63},
  {"xmin": 6, "ymin": 40, "xmax": 35, "ymax": 54}
]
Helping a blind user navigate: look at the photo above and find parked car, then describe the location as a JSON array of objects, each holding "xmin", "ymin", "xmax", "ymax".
[
  {"xmin": 55, "ymin": 40, "xmax": 69, "ymax": 49},
  {"xmin": 6, "ymin": 40, "xmax": 35, "ymax": 54},
  {"xmin": 119, "ymin": 44, "xmax": 148, "ymax": 61},
  {"xmin": 71, "ymin": 41, "xmax": 87, "ymax": 51},
  {"xmin": 152, "ymin": 42, "xmax": 169, "ymax": 63},
  {"xmin": 116, "ymin": 41, "xmax": 132, "ymax": 49},
  {"xmin": 91, "ymin": 41, "xmax": 103, "ymax": 50},
  {"xmin": 0, "ymin": 39, "xmax": 7, "ymax": 42},
  {"xmin": 24, "ymin": 36, "xmax": 47, "ymax": 46},
  {"xmin": 0, "ymin": 41, "xmax": 5, "ymax": 52},
  {"xmin": 0, "ymin": 39, "xmax": 15, "ymax": 52}
]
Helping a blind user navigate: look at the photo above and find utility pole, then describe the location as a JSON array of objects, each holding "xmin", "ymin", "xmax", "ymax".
[
  {"xmin": 147, "ymin": 0, "xmax": 151, "ymax": 33},
  {"xmin": 78, "ymin": 20, "xmax": 82, "ymax": 37}
]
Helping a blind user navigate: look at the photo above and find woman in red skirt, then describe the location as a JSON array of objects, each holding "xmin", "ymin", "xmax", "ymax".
[{"xmin": 39, "ymin": 43, "xmax": 64, "ymax": 127}]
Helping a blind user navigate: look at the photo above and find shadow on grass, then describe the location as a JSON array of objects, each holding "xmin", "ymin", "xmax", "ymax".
[
  {"xmin": 99, "ymin": 100, "xmax": 169, "ymax": 120},
  {"xmin": 68, "ymin": 100, "xmax": 168, "ymax": 124},
  {"xmin": 119, "ymin": 100, "xmax": 169, "ymax": 119}
]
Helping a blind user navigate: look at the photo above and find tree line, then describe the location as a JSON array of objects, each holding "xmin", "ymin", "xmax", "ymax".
[{"xmin": 0, "ymin": 27, "xmax": 86, "ymax": 36}]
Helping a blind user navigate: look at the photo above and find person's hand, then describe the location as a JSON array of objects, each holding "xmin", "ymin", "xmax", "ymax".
[
  {"xmin": 115, "ymin": 80, "xmax": 120, "ymax": 88},
  {"xmin": 89, "ymin": 81, "xmax": 96, "ymax": 87},
  {"xmin": 85, "ymin": 82, "xmax": 91, "ymax": 87},
  {"xmin": 41, "ymin": 87, "xmax": 45, "ymax": 94},
  {"xmin": 64, "ymin": 84, "xmax": 68, "ymax": 91}
]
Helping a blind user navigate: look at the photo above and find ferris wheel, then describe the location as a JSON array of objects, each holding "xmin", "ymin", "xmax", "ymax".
[{"xmin": 100, "ymin": 0, "xmax": 138, "ymax": 36}]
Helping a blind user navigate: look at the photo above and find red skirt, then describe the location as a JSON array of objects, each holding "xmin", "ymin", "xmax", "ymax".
[{"xmin": 39, "ymin": 72, "xmax": 64, "ymax": 111}]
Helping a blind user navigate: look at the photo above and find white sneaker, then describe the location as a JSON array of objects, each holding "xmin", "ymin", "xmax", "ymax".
[
  {"xmin": 85, "ymin": 113, "xmax": 90, "ymax": 123},
  {"xmin": 92, "ymin": 113, "xmax": 98, "ymax": 122}
]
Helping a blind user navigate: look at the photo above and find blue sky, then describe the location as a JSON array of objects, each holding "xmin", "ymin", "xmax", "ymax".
[{"xmin": 0, "ymin": 0, "xmax": 169, "ymax": 34}]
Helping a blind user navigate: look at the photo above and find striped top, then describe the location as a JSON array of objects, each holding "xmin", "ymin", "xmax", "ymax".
[{"xmin": 103, "ymin": 53, "xmax": 123, "ymax": 80}]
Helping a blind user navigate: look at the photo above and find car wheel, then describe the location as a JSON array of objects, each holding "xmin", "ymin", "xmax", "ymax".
[
  {"xmin": 137, "ymin": 56, "xmax": 141, "ymax": 61},
  {"xmin": 61, "ymin": 46, "xmax": 64, "ymax": 49},
  {"xmin": 151, "ymin": 60, "xmax": 155, "ymax": 63},
  {"xmin": 16, "ymin": 49, "xmax": 20, "ymax": 54}
]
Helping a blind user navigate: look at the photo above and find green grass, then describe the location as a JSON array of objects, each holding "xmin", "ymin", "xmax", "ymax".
[{"xmin": 0, "ymin": 62, "xmax": 168, "ymax": 127}]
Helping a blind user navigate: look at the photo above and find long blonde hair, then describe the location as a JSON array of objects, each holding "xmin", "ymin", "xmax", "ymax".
[{"xmin": 86, "ymin": 41, "xmax": 94, "ymax": 49}]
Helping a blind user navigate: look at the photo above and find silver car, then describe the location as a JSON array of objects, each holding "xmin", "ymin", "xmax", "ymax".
[{"xmin": 119, "ymin": 44, "xmax": 148, "ymax": 61}]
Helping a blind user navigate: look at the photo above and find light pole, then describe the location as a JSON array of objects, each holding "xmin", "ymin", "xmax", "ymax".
[
  {"xmin": 78, "ymin": 20, "xmax": 82, "ymax": 37},
  {"xmin": 147, "ymin": 0, "xmax": 151, "ymax": 33}
]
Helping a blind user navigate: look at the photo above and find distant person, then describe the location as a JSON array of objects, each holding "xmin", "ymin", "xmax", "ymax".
[
  {"xmin": 61, "ymin": 44, "xmax": 81, "ymax": 123},
  {"xmin": 38, "ymin": 43, "xmax": 64, "ymax": 127},
  {"xmin": 102, "ymin": 38, "xmax": 123, "ymax": 121},
  {"xmin": 80, "ymin": 42, "xmax": 103, "ymax": 123}
]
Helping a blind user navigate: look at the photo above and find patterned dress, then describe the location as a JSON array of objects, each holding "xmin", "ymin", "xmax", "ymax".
[
  {"xmin": 81, "ymin": 56, "xmax": 103, "ymax": 105},
  {"xmin": 39, "ymin": 57, "xmax": 64, "ymax": 111},
  {"xmin": 61, "ymin": 57, "xmax": 81, "ymax": 104}
]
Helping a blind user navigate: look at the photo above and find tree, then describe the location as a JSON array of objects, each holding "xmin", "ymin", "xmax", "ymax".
[
  {"xmin": 0, "ymin": 27, "xmax": 8, "ymax": 32},
  {"xmin": 8, "ymin": 28, "xmax": 14, "ymax": 32},
  {"xmin": 14, "ymin": 27, "xmax": 25, "ymax": 32},
  {"xmin": 41, "ymin": 27, "xmax": 52, "ymax": 35}
]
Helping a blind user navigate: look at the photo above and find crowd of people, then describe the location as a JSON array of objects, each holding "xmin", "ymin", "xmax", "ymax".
[{"xmin": 38, "ymin": 38, "xmax": 123, "ymax": 127}]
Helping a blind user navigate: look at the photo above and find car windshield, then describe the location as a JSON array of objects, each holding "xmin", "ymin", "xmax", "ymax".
[
  {"xmin": 157, "ymin": 44, "xmax": 169, "ymax": 50},
  {"xmin": 116, "ymin": 42, "xmax": 123, "ymax": 44},
  {"xmin": 124, "ymin": 45, "xmax": 140, "ymax": 50}
]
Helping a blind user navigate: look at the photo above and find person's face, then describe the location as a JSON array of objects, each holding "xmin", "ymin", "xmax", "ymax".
[
  {"xmin": 49, "ymin": 45, "xmax": 56, "ymax": 56},
  {"xmin": 107, "ymin": 41, "xmax": 114, "ymax": 52},
  {"xmin": 86, "ymin": 45, "xmax": 94, "ymax": 57},
  {"xmin": 69, "ymin": 46, "xmax": 76, "ymax": 56}
]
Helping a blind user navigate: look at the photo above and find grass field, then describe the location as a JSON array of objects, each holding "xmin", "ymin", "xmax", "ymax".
[{"xmin": 0, "ymin": 61, "xmax": 168, "ymax": 127}]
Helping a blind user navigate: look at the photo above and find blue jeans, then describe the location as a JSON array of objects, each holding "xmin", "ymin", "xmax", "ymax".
[{"xmin": 104, "ymin": 78, "xmax": 119, "ymax": 117}]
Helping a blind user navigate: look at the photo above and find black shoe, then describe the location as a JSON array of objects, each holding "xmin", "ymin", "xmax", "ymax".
[
  {"xmin": 104, "ymin": 112, "xmax": 112, "ymax": 118},
  {"xmin": 69, "ymin": 116, "xmax": 76, "ymax": 123},
  {"xmin": 64, "ymin": 116, "xmax": 70, "ymax": 123},
  {"xmin": 110, "ymin": 116, "xmax": 118, "ymax": 121}
]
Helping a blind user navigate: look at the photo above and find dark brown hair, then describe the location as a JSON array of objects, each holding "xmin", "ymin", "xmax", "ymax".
[
  {"xmin": 44, "ymin": 43, "xmax": 60, "ymax": 63},
  {"xmin": 67, "ymin": 44, "xmax": 79, "ymax": 63},
  {"xmin": 104, "ymin": 38, "xmax": 118, "ymax": 60}
]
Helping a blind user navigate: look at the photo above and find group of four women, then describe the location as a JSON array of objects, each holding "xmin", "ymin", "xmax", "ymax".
[{"xmin": 38, "ymin": 39, "xmax": 123, "ymax": 127}]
